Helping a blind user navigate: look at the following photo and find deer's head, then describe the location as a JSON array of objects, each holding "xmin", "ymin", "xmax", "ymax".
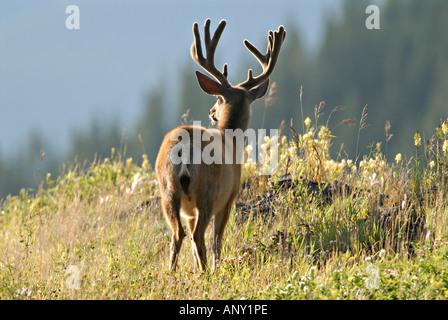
[{"xmin": 190, "ymin": 19, "xmax": 286, "ymax": 131}]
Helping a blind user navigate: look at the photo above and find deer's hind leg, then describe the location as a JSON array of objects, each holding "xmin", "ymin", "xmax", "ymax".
[
  {"xmin": 212, "ymin": 194, "xmax": 236, "ymax": 271},
  {"xmin": 189, "ymin": 197, "xmax": 214, "ymax": 272},
  {"xmin": 161, "ymin": 195, "xmax": 185, "ymax": 271}
]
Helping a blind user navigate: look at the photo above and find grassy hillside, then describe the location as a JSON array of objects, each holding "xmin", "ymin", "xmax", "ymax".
[{"xmin": 1, "ymin": 117, "xmax": 448, "ymax": 300}]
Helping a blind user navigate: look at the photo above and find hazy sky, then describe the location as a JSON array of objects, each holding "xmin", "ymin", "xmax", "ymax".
[{"xmin": 0, "ymin": 0, "xmax": 342, "ymax": 156}]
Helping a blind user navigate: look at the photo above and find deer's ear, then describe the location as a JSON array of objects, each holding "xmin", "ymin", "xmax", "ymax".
[
  {"xmin": 195, "ymin": 71, "xmax": 227, "ymax": 96},
  {"xmin": 249, "ymin": 79, "xmax": 269, "ymax": 101}
]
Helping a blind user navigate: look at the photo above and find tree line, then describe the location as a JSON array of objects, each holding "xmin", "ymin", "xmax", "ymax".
[{"xmin": 1, "ymin": 0, "xmax": 447, "ymax": 198}]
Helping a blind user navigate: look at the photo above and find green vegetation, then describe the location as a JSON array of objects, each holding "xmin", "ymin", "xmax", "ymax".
[
  {"xmin": 2, "ymin": 0, "xmax": 448, "ymax": 198},
  {"xmin": 1, "ymin": 0, "xmax": 448, "ymax": 300},
  {"xmin": 1, "ymin": 114, "xmax": 447, "ymax": 299}
]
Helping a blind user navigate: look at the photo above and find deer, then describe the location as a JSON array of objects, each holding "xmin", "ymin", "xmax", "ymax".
[{"xmin": 155, "ymin": 19, "xmax": 286, "ymax": 272}]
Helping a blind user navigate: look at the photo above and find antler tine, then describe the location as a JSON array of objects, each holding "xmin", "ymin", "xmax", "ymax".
[
  {"xmin": 238, "ymin": 25, "xmax": 286, "ymax": 89},
  {"xmin": 190, "ymin": 19, "xmax": 230, "ymax": 87},
  {"xmin": 222, "ymin": 63, "xmax": 228, "ymax": 78}
]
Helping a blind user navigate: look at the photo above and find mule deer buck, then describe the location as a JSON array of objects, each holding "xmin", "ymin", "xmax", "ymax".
[{"xmin": 155, "ymin": 19, "xmax": 286, "ymax": 272}]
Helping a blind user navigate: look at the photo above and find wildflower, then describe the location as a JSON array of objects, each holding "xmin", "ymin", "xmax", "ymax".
[
  {"xmin": 338, "ymin": 159, "xmax": 347, "ymax": 170},
  {"xmin": 304, "ymin": 117, "xmax": 311, "ymax": 129},
  {"xmin": 414, "ymin": 131, "xmax": 421, "ymax": 147},
  {"xmin": 287, "ymin": 146, "xmax": 296, "ymax": 158},
  {"xmin": 395, "ymin": 153, "xmax": 402, "ymax": 164},
  {"xmin": 345, "ymin": 159, "xmax": 356, "ymax": 173},
  {"xmin": 126, "ymin": 157, "xmax": 133, "ymax": 169},
  {"xmin": 368, "ymin": 158, "xmax": 376, "ymax": 170},
  {"xmin": 318, "ymin": 126, "xmax": 330, "ymax": 141},
  {"xmin": 442, "ymin": 121, "xmax": 448, "ymax": 136},
  {"xmin": 142, "ymin": 154, "xmax": 150, "ymax": 171},
  {"xmin": 261, "ymin": 135, "xmax": 270, "ymax": 151},
  {"xmin": 443, "ymin": 140, "xmax": 448, "ymax": 153},
  {"xmin": 281, "ymin": 135, "xmax": 287, "ymax": 146},
  {"xmin": 429, "ymin": 161, "xmax": 435, "ymax": 169},
  {"xmin": 302, "ymin": 131, "xmax": 314, "ymax": 146},
  {"xmin": 243, "ymin": 162, "xmax": 256, "ymax": 174},
  {"xmin": 359, "ymin": 160, "xmax": 365, "ymax": 169}
]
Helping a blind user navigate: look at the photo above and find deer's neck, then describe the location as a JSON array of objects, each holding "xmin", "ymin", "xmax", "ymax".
[{"xmin": 216, "ymin": 104, "xmax": 251, "ymax": 132}]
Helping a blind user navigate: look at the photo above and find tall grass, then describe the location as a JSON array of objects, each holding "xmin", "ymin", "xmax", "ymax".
[{"xmin": 1, "ymin": 116, "xmax": 448, "ymax": 300}]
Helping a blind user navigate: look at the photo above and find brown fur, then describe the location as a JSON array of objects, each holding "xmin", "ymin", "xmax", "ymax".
[{"xmin": 155, "ymin": 19, "xmax": 285, "ymax": 272}]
